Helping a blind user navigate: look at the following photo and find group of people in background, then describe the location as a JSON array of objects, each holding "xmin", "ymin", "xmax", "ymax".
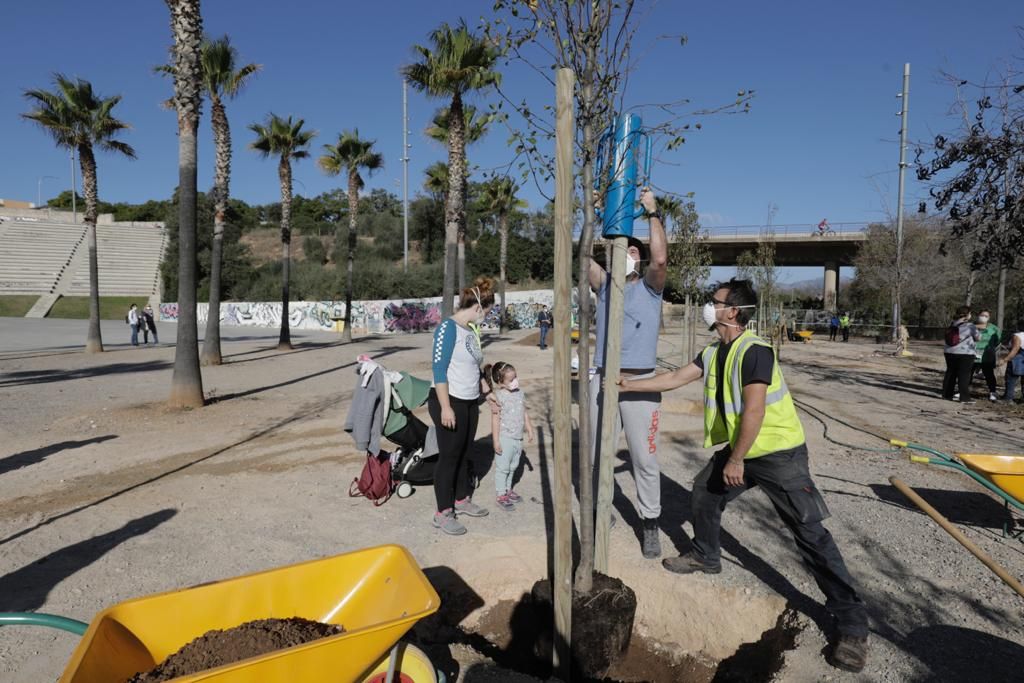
[
  {"xmin": 828, "ymin": 311, "xmax": 851, "ymax": 342},
  {"xmin": 943, "ymin": 305, "xmax": 1024, "ymax": 403},
  {"xmin": 126, "ymin": 303, "xmax": 159, "ymax": 346}
]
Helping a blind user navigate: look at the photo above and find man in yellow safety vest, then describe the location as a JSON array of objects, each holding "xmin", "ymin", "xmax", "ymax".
[{"xmin": 620, "ymin": 278, "xmax": 869, "ymax": 673}]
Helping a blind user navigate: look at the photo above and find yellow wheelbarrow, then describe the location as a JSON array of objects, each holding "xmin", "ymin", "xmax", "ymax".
[
  {"xmin": 0, "ymin": 545, "xmax": 443, "ymax": 682},
  {"xmin": 892, "ymin": 440, "xmax": 1024, "ymax": 540}
]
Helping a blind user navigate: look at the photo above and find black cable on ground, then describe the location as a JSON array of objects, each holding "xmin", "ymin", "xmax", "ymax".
[{"xmin": 792, "ymin": 396, "xmax": 898, "ymax": 453}]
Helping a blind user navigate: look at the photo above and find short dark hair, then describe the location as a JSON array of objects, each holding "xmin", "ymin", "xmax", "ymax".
[
  {"xmin": 626, "ymin": 237, "xmax": 648, "ymax": 261},
  {"xmin": 955, "ymin": 305, "xmax": 971, "ymax": 319},
  {"xmin": 715, "ymin": 278, "xmax": 758, "ymax": 325}
]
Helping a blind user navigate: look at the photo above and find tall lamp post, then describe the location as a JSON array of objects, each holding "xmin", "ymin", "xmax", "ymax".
[{"xmin": 893, "ymin": 63, "xmax": 910, "ymax": 342}]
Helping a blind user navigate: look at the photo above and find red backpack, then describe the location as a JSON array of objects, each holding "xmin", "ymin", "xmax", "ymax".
[{"xmin": 349, "ymin": 452, "xmax": 393, "ymax": 506}]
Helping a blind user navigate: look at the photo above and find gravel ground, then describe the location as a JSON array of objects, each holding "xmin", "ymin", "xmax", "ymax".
[{"xmin": 1, "ymin": 317, "xmax": 1022, "ymax": 682}]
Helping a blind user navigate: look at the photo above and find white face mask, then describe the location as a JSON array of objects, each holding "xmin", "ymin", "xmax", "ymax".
[
  {"xmin": 507, "ymin": 377, "xmax": 520, "ymax": 391},
  {"xmin": 625, "ymin": 255, "xmax": 638, "ymax": 275},
  {"xmin": 978, "ymin": 315, "xmax": 990, "ymax": 324},
  {"xmin": 702, "ymin": 302, "xmax": 756, "ymax": 329}
]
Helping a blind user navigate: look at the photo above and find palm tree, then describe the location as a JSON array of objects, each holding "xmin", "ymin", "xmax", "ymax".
[
  {"xmin": 198, "ymin": 37, "xmax": 260, "ymax": 365},
  {"xmin": 425, "ymin": 104, "xmax": 490, "ymax": 292},
  {"xmin": 402, "ymin": 21, "xmax": 500, "ymax": 316},
  {"xmin": 422, "ymin": 162, "xmax": 449, "ymax": 263},
  {"xmin": 423, "ymin": 161, "xmax": 449, "ymax": 197},
  {"xmin": 249, "ymin": 114, "xmax": 316, "ymax": 349},
  {"xmin": 317, "ymin": 130, "xmax": 383, "ymax": 343},
  {"xmin": 482, "ymin": 177, "xmax": 525, "ymax": 333},
  {"xmin": 22, "ymin": 75, "xmax": 135, "ymax": 354},
  {"xmin": 424, "ymin": 105, "xmax": 490, "ymax": 147},
  {"xmin": 163, "ymin": 0, "xmax": 205, "ymax": 407}
]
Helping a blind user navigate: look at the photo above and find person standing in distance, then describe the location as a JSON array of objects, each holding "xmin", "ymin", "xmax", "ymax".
[
  {"xmin": 536, "ymin": 305, "xmax": 553, "ymax": 350},
  {"xmin": 589, "ymin": 187, "xmax": 667, "ymax": 559},
  {"xmin": 619, "ymin": 278, "xmax": 870, "ymax": 673}
]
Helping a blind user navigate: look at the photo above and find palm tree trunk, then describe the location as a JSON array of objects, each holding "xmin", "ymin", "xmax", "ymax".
[
  {"xmin": 166, "ymin": 0, "xmax": 204, "ymax": 408},
  {"xmin": 278, "ymin": 156, "xmax": 293, "ymax": 349},
  {"xmin": 499, "ymin": 213, "xmax": 508, "ymax": 334},
  {"xmin": 344, "ymin": 171, "xmax": 358, "ymax": 343},
  {"xmin": 443, "ymin": 92, "xmax": 466, "ymax": 315},
  {"xmin": 78, "ymin": 145, "xmax": 103, "ymax": 353},
  {"xmin": 202, "ymin": 97, "xmax": 229, "ymax": 365}
]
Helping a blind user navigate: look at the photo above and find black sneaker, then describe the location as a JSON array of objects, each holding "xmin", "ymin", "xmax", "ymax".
[
  {"xmin": 641, "ymin": 518, "xmax": 661, "ymax": 559},
  {"xmin": 827, "ymin": 634, "xmax": 868, "ymax": 673},
  {"xmin": 662, "ymin": 552, "xmax": 721, "ymax": 575}
]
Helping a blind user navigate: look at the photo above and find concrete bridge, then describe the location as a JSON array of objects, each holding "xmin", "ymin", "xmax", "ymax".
[
  {"xmin": 697, "ymin": 223, "xmax": 867, "ymax": 310},
  {"xmin": 591, "ymin": 221, "xmax": 870, "ymax": 309}
]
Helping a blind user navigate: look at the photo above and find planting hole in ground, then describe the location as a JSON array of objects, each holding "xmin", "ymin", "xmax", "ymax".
[{"xmin": 409, "ymin": 567, "xmax": 803, "ymax": 682}]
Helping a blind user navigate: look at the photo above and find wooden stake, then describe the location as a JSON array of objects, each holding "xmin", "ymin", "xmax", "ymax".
[
  {"xmin": 890, "ymin": 477, "xmax": 1024, "ymax": 599},
  {"xmin": 552, "ymin": 67, "xmax": 575, "ymax": 677},
  {"xmin": 595, "ymin": 235, "xmax": 626, "ymax": 573}
]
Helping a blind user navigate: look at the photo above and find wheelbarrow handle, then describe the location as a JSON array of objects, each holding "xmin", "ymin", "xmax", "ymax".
[{"xmin": 0, "ymin": 612, "xmax": 88, "ymax": 635}]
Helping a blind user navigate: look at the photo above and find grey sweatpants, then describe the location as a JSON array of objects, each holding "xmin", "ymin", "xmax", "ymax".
[{"xmin": 589, "ymin": 371, "xmax": 662, "ymax": 519}]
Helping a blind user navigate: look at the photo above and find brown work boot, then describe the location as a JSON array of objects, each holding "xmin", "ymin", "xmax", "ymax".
[
  {"xmin": 827, "ymin": 634, "xmax": 868, "ymax": 673},
  {"xmin": 662, "ymin": 552, "xmax": 721, "ymax": 575}
]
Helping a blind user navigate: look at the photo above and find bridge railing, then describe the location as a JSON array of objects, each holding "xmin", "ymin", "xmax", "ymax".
[{"xmin": 704, "ymin": 223, "xmax": 869, "ymax": 238}]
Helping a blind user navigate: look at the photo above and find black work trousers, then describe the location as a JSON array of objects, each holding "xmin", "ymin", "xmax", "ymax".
[
  {"xmin": 943, "ymin": 353, "xmax": 975, "ymax": 399},
  {"xmin": 690, "ymin": 444, "xmax": 869, "ymax": 637},
  {"xmin": 427, "ymin": 390, "xmax": 479, "ymax": 512}
]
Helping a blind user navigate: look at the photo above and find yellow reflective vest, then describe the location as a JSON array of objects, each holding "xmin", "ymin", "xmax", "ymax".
[{"xmin": 701, "ymin": 330, "xmax": 805, "ymax": 458}]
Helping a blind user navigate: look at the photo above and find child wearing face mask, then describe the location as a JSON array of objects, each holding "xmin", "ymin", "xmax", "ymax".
[{"xmin": 485, "ymin": 361, "xmax": 535, "ymax": 511}]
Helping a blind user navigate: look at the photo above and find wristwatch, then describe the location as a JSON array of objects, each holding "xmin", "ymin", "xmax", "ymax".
[{"xmin": 645, "ymin": 210, "xmax": 663, "ymax": 221}]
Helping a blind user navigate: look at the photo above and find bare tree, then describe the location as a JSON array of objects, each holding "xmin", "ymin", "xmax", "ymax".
[{"xmin": 915, "ymin": 54, "xmax": 1023, "ymax": 328}]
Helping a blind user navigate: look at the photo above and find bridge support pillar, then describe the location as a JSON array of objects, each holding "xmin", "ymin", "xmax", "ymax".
[{"xmin": 823, "ymin": 261, "xmax": 839, "ymax": 311}]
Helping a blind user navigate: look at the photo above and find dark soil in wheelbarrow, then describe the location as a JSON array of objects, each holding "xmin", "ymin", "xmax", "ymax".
[{"xmin": 126, "ymin": 617, "xmax": 343, "ymax": 682}]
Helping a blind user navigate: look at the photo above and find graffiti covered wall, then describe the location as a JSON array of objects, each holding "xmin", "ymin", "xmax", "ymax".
[{"xmin": 159, "ymin": 289, "xmax": 571, "ymax": 334}]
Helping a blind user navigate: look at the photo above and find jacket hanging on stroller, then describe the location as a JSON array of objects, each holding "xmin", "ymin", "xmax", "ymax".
[{"xmin": 344, "ymin": 356, "xmax": 438, "ymax": 487}]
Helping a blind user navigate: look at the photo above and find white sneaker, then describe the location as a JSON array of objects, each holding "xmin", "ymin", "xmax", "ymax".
[
  {"xmin": 953, "ymin": 393, "xmax": 960, "ymax": 401},
  {"xmin": 990, "ymin": 392, "xmax": 998, "ymax": 402}
]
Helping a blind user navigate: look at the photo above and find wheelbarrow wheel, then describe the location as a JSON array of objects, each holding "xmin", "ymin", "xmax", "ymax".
[
  {"xmin": 362, "ymin": 641, "xmax": 438, "ymax": 683},
  {"xmin": 396, "ymin": 482, "xmax": 413, "ymax": 499}
]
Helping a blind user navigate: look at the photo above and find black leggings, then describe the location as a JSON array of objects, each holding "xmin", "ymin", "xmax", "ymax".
[
  {"xmin": 943, "ymin": 353, "xmax": 974, "ymax": 399},
  {"xmin": 427, "ymin": 390, "xmax": 479, "ymax": 512},
  {"xmin": 973, "ymin": 361, "xmax": 997, "ymax": 394}
]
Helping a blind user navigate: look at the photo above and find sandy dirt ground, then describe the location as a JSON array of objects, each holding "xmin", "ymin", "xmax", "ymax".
[{"xmin": 1, "ymin": 317, "xmax": 1023, "ymax": 682}]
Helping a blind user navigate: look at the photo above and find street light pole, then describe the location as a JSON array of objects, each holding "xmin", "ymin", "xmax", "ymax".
[
  {"xmin": 402, "ymin": 79, "xmax": 410, "ymax": 271},
  {"xmin": 893, "ymin": 63, "xmax": 910, "ymax": 342}
]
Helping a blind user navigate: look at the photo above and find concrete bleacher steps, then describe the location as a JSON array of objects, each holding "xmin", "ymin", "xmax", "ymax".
[
  {"xmin": 0, "ymin": 218, "xmax": 166, "ymax": 309},
  {"xmin": 0, "ymin": 220, "xmax": 86, "ymax": 295},
  {"xmin": 66, "ymin": 224, "xmax": 166, "ymax": 296}
]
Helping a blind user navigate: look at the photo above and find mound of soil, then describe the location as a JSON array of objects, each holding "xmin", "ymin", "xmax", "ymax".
[{"xmin": 127, "ymin": 617, "xmax": 344, "ymax": 682}]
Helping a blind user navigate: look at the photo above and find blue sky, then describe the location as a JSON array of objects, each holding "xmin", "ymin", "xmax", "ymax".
[{"xmin": 2, "ymin": 0, "xmax": 1020, "ymax": 282}]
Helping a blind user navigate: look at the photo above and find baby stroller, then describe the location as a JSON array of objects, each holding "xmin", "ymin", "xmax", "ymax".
[{"xmin": 345, "ymin": 356, "xmax": 439, "ymax": 499}]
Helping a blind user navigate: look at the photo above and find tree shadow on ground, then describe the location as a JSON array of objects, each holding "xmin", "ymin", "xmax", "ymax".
[
  {"xmin": 0, "ymin": 395, "xmax": 340, "ymax": 548},
  {"xmin": 0, "ymin": 508, "xmax": 176, "ymax": 612},
  {"xmin": 220, "ymin": 338, "xmax": 353, "ymax": 365},
  {"xmin": 208, "ymin": 345, "xmax": 414, "ymax": 403},
  {"xmin": 901, "ymin": 624, "xmax": 1024, "ymax": 682},
  {"xmin": 867, "ymin": 483, "xmax": 1012, "ymax": 530},
  {"xmin": 0, "ymin": 361, "xmax": 173, "ymax": 388},
  {"xmin": 0, "ymin": 435, "xmax": 118, "ymax": 476}
]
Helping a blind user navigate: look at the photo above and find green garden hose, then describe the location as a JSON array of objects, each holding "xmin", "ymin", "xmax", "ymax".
[{"xmin": 0, "ymin": 612, "xmax": 88, "ymax": 636}]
